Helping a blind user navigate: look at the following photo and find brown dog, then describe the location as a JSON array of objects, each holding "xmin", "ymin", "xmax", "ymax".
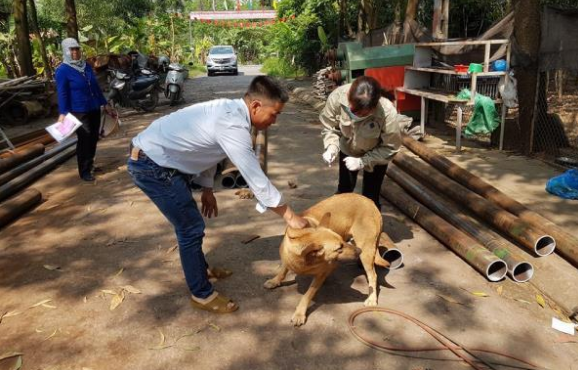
[{"xmin": 264, "ymin": 193, "xmax": 390, "ymax": 326}]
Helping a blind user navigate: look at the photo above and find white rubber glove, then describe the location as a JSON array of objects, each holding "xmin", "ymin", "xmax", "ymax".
[
  {"xmin": 344, "ymin": 157, "xmax": 364, "ymax": 171},
  {"xmin": 322, "ymin": 145, "xmax": 339, "ymax": 167}
]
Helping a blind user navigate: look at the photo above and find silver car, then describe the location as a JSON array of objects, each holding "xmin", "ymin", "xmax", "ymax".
[{"xmin": 206, "ymin": 45, "xmax": 238, "ymax": 76}]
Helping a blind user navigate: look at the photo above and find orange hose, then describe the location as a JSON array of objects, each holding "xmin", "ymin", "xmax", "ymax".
[{"xmin": 348, "ymin": 307, "xmax": 548, "ymax": 370}]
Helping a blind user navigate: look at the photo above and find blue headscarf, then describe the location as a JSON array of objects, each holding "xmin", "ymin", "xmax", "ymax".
[{"xmin": 61, "ymin": 38, "xmax": 86, "ymax": 74}]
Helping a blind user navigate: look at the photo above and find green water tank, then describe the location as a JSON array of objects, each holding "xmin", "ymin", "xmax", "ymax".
[{"xmin": 336, "ymin": 41, "xmax": 415, "ymax": 82}]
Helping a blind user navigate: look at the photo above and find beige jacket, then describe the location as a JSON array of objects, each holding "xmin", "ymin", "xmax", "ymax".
[{"xmin": 319, "ymin": 83, "xmax": 401, "ymax": 172}]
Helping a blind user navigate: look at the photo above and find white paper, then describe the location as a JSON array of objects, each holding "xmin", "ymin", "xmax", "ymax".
[
  {"xmin": 45, "ymin": 113, "xmax": 83, "ymax": 142},
  {"xmin": 552, "ymin": 317, "xmax": 576, "ymax": 335}
]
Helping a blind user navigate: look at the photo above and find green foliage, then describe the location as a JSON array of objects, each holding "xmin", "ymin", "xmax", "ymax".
[{"xmin": 261, "ymin": 56, "xmax": 305, "ymax": 78}]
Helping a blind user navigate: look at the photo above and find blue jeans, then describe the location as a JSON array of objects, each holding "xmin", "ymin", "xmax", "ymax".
[{"xmin": 127, "ymin": 149, "xmax": 213, "ymax": 299}]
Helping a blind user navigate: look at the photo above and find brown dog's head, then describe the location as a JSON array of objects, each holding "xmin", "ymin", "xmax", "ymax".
[{"xmin": 286, "ymin": 213, "xmax": 360, "ymax": 266}]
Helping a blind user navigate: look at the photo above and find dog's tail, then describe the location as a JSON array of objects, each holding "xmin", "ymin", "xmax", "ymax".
[
  {"xmin": 374, "ymin": 251, "xmax": 391, "ymax": 268},
  {"xmin": 375, "ymin": 232, "xmax": 393, "ymax": 268}
]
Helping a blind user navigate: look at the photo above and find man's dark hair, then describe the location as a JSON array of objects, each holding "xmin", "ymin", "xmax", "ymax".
[
  {"xmin": 348, "ymin": 76, "xmax": 382, "ymax": 112},
  {"xmin": 245, "ymin": 76, "xmax": 289, "ymax": 103}
]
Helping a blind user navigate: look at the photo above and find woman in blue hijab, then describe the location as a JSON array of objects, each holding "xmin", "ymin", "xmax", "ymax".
[{"xmin": 55, "ymin": 38, "xmax": 111, "ymax": 181}]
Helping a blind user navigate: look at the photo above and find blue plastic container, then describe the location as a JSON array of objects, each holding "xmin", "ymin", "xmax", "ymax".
[{"xmin": 492, "ymin": 59, "xmax": 507, "ymax": 72}]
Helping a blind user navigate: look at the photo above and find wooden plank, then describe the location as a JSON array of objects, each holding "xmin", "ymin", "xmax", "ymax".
[
  {"xmin": 396, "ymin": 87, "xmax": 467, "ymax": 103},
  {"xmin": 416, "ymin": 39, "xmax": 509, "ymax": 47},
  {"xmin": 0, "ymin": 76, "xmax": 35, "ymax": 89},
  {"xmin": 405, "ymin": 66, "xmax": 505, "ymax": 77}
]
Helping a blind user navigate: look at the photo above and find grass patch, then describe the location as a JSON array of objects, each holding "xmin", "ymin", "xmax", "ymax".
[
  {"xmin": 261, "ymin": 57, "xmax": 306, "ymax": 78},
  {"xmin": 187, "ymin": 64, "xmax": 207, "ymax": 78}
]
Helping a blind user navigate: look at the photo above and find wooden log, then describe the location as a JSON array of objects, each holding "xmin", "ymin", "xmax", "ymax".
[
  {"xmin": 0, "ymin": 143, "xmax": 45, "ymax": 174},
  {"xmin": 0, "ymin": 188, "xmax": 42, "ymax": 229}
]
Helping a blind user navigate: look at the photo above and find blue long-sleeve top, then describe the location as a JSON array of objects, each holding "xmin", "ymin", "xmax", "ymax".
[{"xmin": 55, "ymin": 63, "xmax": 107, "ymax": 115}]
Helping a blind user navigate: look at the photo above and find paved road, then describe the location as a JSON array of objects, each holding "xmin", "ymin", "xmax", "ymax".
[{"xmin": 184, "ymin": 65, "xmax": 264, "ymax": 104}]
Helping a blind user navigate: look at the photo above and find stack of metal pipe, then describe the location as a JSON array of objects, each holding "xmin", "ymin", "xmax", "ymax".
[
  {"xmin": 0, "ymin": 138, "xmax": 77, "ymax": 229},
  {"xmin": 219, "ymin": 128, "xmax": 267, "ymax": 189},
  {"xmin": 380, "ymin": 136, "xmax": 576, "ymax": 283}
]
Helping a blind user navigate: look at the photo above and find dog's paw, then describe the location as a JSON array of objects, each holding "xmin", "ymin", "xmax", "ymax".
[
  {"xmin": 364, "ymin": 296, "xmax": 378, "ymax": 307},
  {"xmin": 291, "ymin": 312, "xmax": 307, "ymax": 326},
  {"xmin": 263, "ymin": 279, "xmax": 280, "ymax": 289}
]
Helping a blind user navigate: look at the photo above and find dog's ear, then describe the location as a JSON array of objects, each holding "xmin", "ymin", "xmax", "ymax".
[
  {"xmin": 318, "ymin": 212, "xmax": 331, "ymax": 228},
  {"xmin": 300, "ymin": 243, "xmax": 323, "ymax": 257},
  {"xmin": 304, "ymin": 246, "xmax": 325, "ymax": 265},
  {"xmin": 286, "ymin": 226, "xmax": 311, "ymax": 240}
]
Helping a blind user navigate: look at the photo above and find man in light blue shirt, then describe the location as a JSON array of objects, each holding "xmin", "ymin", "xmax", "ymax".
[{"xmin": 128, "ymin": 76, "xmax": 308, "ymax": 314}]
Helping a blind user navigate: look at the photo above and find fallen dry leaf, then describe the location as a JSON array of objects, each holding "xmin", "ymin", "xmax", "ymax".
[
  {"xmin": 460, "ymin": 288, "xmax": 489, "ymax": 297},
  {"xmin": 496, "ymin": 286, "xmax": 503, "ymax": 296},
  {"xmin": 287, "ymin": 179, "xmax": 298, "ymax": 189},
  {"xmin": 109, "ymin": 290, "xmax": 125, "ymax": 310},
  {"xmin": 536, "ymin": 294, "xmax": 546, "ymax": 308},
  {"xmin": 101, "ymin": 289, "xmax": 117, "ymax": 295},
  {"xmin": 166, "ymin": 244, "xmax": 178, "ymax": 254},
  {"xmin": 43, "ymin": 265, "xmax": 61, "ymax": 271},
  {"xmin": 43, "ymin": 329, "xmax": 58, "ymax": 341},
  {"xmin": 149, "ymin": 328, "xmax": 173, "ymax": 350},
  {"xmin": 41, "ymin": 303, "xmax": 57, "ymax": 309},
  {"xmin": 83, "ymin": 296, "xmax": 88, "ymax": 303},
  {"xmin": 0, "ymin": 352, "xmax": 22, "ymax": 370},
  {"xmin": 514, "ymin": 298, "xmax": 531, "ymax": 304},
  {"xmin": 209, "ymin": 323, "xmax": 221, "ymax": 332},
  {"xmin": 436, "ymin": 294, "xmax": 464, "ymax": 305},
  {"xmin": 121, "ymin": 285, "xmax": 141, "ymax": 294},
  {"xmin": 554, "ymin": 334, "xmax": 578, "ymax": 344},
  {"xmin": 2, "ymin": 310, "xmax": 23, "ymax": 318},
  {"xmin": 30, "ymin": 299, "xmax": 52, "ymax": 308},
  {"xmin": 113, "ymin": 267, "xmax": 124, "ymax": 277},
  {"xmin": 241, "ymin": 235, "xmax": 260, "ymax": 244},
  {"xmin": 234, "ymin": 189, "xmax": 254, "ymax": 199}
]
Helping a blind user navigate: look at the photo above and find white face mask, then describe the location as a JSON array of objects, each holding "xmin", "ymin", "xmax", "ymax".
[{"xmin": 342, "ymin": 105, "xmax": 366, "ymax": 122}]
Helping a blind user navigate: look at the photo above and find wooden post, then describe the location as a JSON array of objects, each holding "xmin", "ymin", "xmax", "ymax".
[
  {"xmin": 420, "ymin": 96, "xmax": 426, "ymax": 136},
  {"xmin": 456, "ymin": 106, "xmax": 463, "ymax": 151},
  {"xmin": 483, "ymin": 42, "xmax": 491, "ymax": 72}
]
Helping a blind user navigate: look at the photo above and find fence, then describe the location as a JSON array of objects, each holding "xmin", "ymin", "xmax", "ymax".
[{"xmin": 531, "ymin": 68, "xmax": 578, "ymax": 166}]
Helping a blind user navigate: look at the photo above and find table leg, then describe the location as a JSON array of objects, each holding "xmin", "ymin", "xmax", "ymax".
[
  {"xmin": 420, "ymin": 97, "xmax": 426, "ymax": 137},
  {"xmin": 499, "ymin": 103, "xmax": 506, "ymax": 151},
  {"xmin": 456, "ymin": 105, "xmax": 463, "ymax": 151}
]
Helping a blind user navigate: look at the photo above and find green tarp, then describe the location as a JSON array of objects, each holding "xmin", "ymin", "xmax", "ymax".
[{"xmin": 457, "ymin": 89, "xmax": 500, "ymax": 137}]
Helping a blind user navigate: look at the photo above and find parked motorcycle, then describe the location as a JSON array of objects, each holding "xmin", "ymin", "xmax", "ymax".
[
  {"xmin": 108, "ymin": 68, "xmax": 161, "ymax": 112},
  {"xmin": 164, "ymin": 63, "xmax": 189, "ymax": 106}
]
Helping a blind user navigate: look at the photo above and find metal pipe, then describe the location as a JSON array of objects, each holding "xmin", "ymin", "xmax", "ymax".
[
  {"xmin": 402, "ymin": 135, "xmax": 578, "ymax": 268},
  {"xmin": 0, "ymin": 140, "xmax": 76, "ymax": 186},
  {"xmin": 234, "ymin": 172, "xmax": 248, "ymax": 188},
  {"xmin": 387, "ymin": 163, "xmax": 534, "ymax": 282},
  {"xmin": 220, "ymin": 172, "xmax": 237, "ymax": 189},
  {"xmin": 392, "ymin": 152, "xmax": 555, "ymax": 257},
  {"xmin": 0, "ymin": 188, "xmax": 42, "ymax": 229},
  {"xmin": 378, "ymin": 232, "xmax": 404, "ymax": 269},
  {"xmin": 0, "ymin": 145, "xmax": 76, "ymax": 203},
  {"xmin": 382, "ymin": 179, "xmax": 508, "ymax": 281},
  {"xmin": 0, "ymin": 143, "xmax": 45, "ymax": 174}
]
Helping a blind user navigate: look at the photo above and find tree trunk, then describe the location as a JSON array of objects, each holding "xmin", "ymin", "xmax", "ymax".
[
  {"xmin": 28, "ymin": 0, "xmax": 52, "ymax": 79},
  {"xmin": 13, "ymin": 0, "xmax": 35, "ymax": 77},
  {"xmin": 511, "ymin": 0, "xmax": 541, "ymax": 154},
  {"xmin": 65, "ymin": 0, "xmax": 79, "ymax": 40},
  {"xmin": 403, "ymin": 0, "xmax": 420, "ymax": 43},
  {"xmin": 405, "ymin": 0, "xmax": 419, "ymax": 22}
]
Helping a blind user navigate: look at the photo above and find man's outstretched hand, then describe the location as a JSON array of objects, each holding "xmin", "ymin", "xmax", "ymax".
[{"xmin": 201, "ymin": 188, "xmax": 218, "ymax": 218}]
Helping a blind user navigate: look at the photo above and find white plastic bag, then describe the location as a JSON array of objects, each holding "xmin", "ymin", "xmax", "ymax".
[{"xmin": 499, "ymin": 72, "xmax": 518, "ymax": 108}]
